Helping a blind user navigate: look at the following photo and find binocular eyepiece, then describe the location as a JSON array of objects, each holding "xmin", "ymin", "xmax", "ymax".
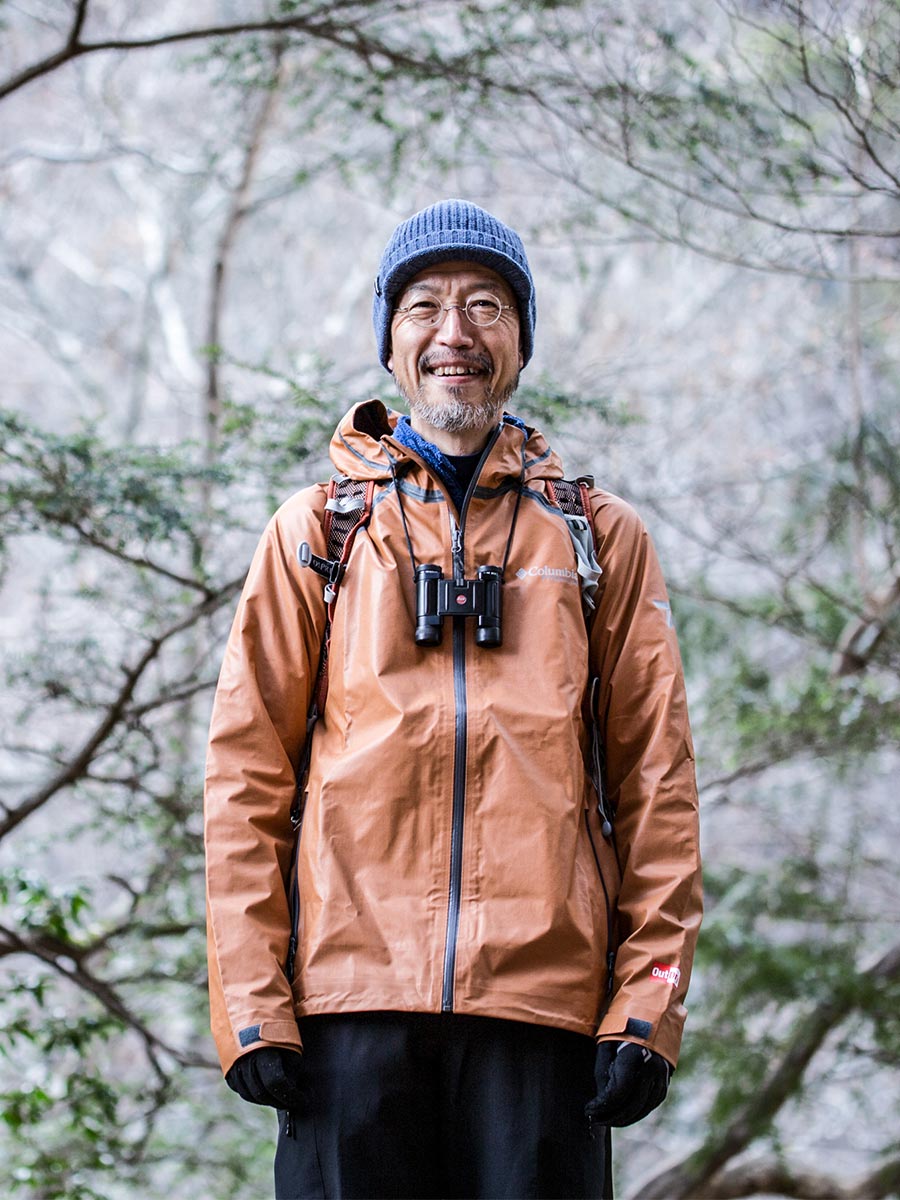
[{"xmin": 415, "ymin": 563, "xmax": 502, "ymax": 648}]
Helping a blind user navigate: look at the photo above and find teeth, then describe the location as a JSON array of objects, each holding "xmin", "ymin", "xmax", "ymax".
[{"xmin": 433, "ymin": 366, "xmax": 478, "ymax": 376}]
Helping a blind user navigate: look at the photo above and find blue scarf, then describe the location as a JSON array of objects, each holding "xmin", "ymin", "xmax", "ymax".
[{"xmin": 392, "ymin": 414, "xmax": 526, "ymax": 512}]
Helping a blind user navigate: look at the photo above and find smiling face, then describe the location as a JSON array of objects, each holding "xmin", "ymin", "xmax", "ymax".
[{"xmin": 388, "ymin": 260, "xmax": 523, "ymax": 454}]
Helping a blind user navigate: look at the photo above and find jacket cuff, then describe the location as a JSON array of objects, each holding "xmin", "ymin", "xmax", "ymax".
[
  {"xmin": 596, "ymin": 1002, "xmax": 685, "ymax": 1068},
  {"xmin": 221, "ymin": 1019, "xmax": 303, "ymax": 1074}
]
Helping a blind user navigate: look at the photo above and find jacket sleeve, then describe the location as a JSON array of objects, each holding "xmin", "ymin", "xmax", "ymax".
[
  {"xmin": 588, "ymin": 490, "xmax": 702, "ymax": 1068},
  {"xmin": 204, "ymin": 486, "xmax": 329, "ymax": 1075}
]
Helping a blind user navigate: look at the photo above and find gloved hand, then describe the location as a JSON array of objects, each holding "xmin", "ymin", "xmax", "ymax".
[
  {"xmin": 225, "ymin": 1046, "xmax": 307, "ymax": 1110},
  {"xmin": 584, "ymin": 1040, "xmax": 671, "ymax": 1127}
]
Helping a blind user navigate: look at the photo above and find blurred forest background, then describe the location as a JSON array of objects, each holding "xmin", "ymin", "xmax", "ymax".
[{"xmin": 1, "ymin": 1, "xmax": 898, "ymax": 1197}]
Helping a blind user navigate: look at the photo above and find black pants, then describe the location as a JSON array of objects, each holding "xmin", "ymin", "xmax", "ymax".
[{"xmin": 274, "ymin": 1012, "xmax": 611, "ymax": 1200}]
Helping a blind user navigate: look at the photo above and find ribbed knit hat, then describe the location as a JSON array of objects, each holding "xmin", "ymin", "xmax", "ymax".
[{"xmin": 373, "ymin": 199, "xmax": 536, "ymax": 370}]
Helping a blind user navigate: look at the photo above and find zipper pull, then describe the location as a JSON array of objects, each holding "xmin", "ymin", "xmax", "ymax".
[{"xmin": 449, "ymin": 515, "xmax": 464, "ymax": 581}]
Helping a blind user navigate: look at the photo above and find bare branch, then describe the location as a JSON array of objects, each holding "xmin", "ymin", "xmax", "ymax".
[
  {"xmin": 692, "ymin": 1155, "xmax": 900, "ymax": 1200},
  {"xmin": 0, "ymin": 921, "xmax": 215, "ymax": 1071},
  {"xmin": 794, "ymin": 5, "xmax": 900, "ymax": 193},
  {"xmin": 0, "ymin": 577, "xmax": 243, "ymax": 840},
  {"xmin": 630, "ymin": 943, "xmax": 900, "ymax": 1199},
  {"xmin": 832, "ymin": 576, "xmax": 900, "ymax": 677},
  {"xmin": 124, "ymin": 676, "xmax": 219, "ymax": 720},
  {"xmin": 0, "ymin": 8, "xmax": 481, "ymax": 105},
  {"xmin": 53, "ymin": 517, "xmax": 213, "ymax": 594},
  {"xmin": 521, "ymin": 149, "xmax": 898, "ymax": 282}
]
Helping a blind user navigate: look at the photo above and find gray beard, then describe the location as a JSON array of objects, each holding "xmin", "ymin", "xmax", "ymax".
[{"xmin": 399, "ymin": 375, "xmax": 520, "ymax": 435}]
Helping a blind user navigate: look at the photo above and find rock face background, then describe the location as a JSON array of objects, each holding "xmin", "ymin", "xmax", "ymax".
[{"xmin": 1, "ymin": 3, "xmax": 898, "ymax": 1197}]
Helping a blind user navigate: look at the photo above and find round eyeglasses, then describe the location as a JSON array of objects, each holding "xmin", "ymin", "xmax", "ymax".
[{"xmin": 394, "ymin": 292, "xmax": 517, "ymax": 329}]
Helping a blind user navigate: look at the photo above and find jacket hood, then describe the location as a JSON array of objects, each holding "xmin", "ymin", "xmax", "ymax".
[{"xmin": 329, "ymin": 399, "xmax": 565, "ymax": 489}]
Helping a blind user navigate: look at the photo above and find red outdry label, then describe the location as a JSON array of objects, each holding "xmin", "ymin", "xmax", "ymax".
[{"xmin": 651, "ymin": 962, "xmax": 681, "ymax": 988}]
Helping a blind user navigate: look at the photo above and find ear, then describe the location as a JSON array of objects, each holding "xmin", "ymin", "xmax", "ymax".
[
  {"xmin": 518, "ymin": 343, "xmax": 524, "ymax": 370},
  {"xmin": 387, "ymin": 353, "xmax": 393, "ymax": 372}
]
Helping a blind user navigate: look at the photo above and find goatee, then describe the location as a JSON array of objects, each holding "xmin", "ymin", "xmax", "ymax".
[{"xmin": 400, "ymin": 373, "xmax": 520, "ymax": 435}]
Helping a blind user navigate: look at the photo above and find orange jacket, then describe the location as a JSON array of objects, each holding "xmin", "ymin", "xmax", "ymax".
[{"xmin": 205, "ymin": 401, "xmax": 702, "ymax": 1075}]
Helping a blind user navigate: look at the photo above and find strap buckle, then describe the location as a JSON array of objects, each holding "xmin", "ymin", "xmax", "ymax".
[{"xmin": 298, "ymin": 541, "xmax": 345, "ymax": 604}]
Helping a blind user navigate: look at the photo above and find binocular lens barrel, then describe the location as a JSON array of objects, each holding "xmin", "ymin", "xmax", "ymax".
[
  {"xmin": 415, "ymin": 564, "xmax": 444, "ymax": 646},
  {"xmin": 475, "ymin": 565, "xmax": 502, "ymax": 648}
]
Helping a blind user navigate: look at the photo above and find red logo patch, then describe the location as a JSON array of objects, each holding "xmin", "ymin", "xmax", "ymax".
[{"xmin": 651, "ymin": 962, "xmax": 681, "ymax": 988}]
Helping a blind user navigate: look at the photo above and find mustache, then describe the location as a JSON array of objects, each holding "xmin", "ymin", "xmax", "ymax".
[{"xmin": 418, "ymin": 351, "xmax": 493, "ymax": 372}]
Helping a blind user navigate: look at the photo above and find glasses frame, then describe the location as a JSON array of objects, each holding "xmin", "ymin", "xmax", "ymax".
[{"xmin": 394, "ymin": 292, "xmax": 517, "ymax": 330}]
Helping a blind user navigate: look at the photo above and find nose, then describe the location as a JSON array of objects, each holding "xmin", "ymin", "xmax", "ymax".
[{"xmin": 434, "ymin": 304, "xmax": 474, "ymax": 347}]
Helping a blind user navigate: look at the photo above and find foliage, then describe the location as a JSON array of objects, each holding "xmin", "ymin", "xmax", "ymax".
[
  {"xmin": 0, "ymin": 387, "xmax": 339, "ymax": 1198},
  {"xmin": 644, "ymin": 407, "xmax": 900, "ymax": 1197},
  {"xmin": 1, "ymin": 1, "xmax": 899, "ymax": 1197},
  {"xmin": 5, "ymin": 2, "xmax": 899, "ymax": 274}
]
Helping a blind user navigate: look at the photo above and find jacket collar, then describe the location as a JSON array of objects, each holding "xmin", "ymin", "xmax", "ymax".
[{"xmin": 329, "ymin": 399, "xmax": 564, "ymax": 490}]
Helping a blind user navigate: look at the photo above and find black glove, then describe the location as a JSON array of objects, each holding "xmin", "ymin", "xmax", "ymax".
[
  {"xmin": 584, "ymin": 1040, "xmax": 671, "ymax": 1127},
  {"xmin": 225, "ymin": 1046, "xmax": 307, "ymax": 1110}
]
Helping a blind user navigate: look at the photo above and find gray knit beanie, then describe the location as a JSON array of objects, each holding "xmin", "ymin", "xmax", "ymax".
[{"xmin": 373, "ymin": 199, "xmax": 536, "ymax": 370}]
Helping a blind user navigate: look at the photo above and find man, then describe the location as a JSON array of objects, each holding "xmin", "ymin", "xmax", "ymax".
[{"xmin": 204, "ymin": 199, "xmax": 702, "ymax": 1200}]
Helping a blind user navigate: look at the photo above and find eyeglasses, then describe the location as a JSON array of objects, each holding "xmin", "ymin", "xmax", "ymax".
[{"xmin": 394, "ymin": 292, "xmax": 517, "ymax": 329}]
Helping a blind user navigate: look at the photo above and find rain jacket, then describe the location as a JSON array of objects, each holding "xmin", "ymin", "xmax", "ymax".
[{"xmin": 205, "ymin": 400, "xmax": 702, "ymax": 1076}]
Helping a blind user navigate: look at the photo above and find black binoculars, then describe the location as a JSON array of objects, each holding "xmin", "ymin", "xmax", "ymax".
[{"xmin": 415, "ymin": 563, "xmax": 502, "ymax": 648}]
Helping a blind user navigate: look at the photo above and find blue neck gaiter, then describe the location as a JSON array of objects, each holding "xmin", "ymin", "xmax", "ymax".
[{"xmin": 391, "ymin": 414, "xmax": 526, "ymax": 512}]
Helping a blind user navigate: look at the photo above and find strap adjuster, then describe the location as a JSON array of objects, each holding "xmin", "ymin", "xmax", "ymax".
[{"xmin": 298, "ymin": 541, "xmax": 345, "ymax": 604}]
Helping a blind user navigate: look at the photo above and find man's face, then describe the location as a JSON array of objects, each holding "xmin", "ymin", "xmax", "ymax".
[{"xmin": 388, "ymin": 260, "xmax": 523, "ymax": 441}]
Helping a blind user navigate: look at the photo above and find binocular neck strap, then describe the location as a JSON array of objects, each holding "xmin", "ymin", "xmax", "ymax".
[
  {"xmin": 387, "ymin": 456, "xmax": 420, "ymax": 572},
  {"xmin": 390, "ymin": 452, "xmax": 525, "ymax": 588},
  {"xmin": 500, "ymin": 483, "xmax": 524, "ymax": 579}
]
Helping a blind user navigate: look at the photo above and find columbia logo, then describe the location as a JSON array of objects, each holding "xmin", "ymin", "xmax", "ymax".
[{"xmin": 515, "ymin": 565, "xmax": 579, "ymax": 583}]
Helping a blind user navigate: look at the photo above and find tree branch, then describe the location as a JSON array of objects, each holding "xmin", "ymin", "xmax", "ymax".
[
  {"xmin": 0, "ymin": 8, "xmax": 480, "ymax": 104},
  {"xmin": 0, "ymin": 921, "xmax": 215, "ymax": 1071},
  {"xmin": 832, "ymin": 576, "xmax": 900, "ymax": 677},
  {"xmin": 69, "ymin": 0, "xmax": 90, "ymax": 47},
  {"xmin": 692, "ymin": 1154, "xmax": 900, "ymax": 1199},
  {"xmin": 56, "ymin": 517, "xmax": 214, "ymax": 594},
  {"xmin": 793, "ymin": 6, "xmax": 900, "ymax": 194},
  {"xmin": 0, "ymin": 577, "xmax": 243, "ymax": 840},
  {"xmin": 629, "ymin": 942, "xmax": 900, "ymax": 1199}
]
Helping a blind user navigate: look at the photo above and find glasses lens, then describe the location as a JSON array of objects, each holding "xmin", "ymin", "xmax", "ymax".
[
  {"xmin": 403, "ymin": 295, "xmax": 443, "ymax": 327},
  {"xmin": 398, "ymin": 292, "xmax": 504, "ymax": 327},
  {"xmin": 465, "ymin": 293, "xmax": 503, "ymax": 326}
]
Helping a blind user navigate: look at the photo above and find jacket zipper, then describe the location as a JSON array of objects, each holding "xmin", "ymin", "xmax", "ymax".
[
  {"xmin": 440, "ymin": 427, "xmax": 502, "ymax": 1012},
  {"xmin": 442, "ymin": 599, "xmax": 468, "ymax": 1011}
]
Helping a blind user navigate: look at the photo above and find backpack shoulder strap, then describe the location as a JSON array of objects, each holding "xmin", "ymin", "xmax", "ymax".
[
  {"xmin": 548, "ymin": 474, "xmax": 593, "ymax": 528},
  {"xmin": 548, "ymin": 475, "xmax": 602, "ymax": 615},
  {"xmin": 550, "ymin": 479, "xmax": 617, "ymax": 857},
  {"xmin": 298, "ymin": 475, "xmax": 375, "ymax": 604},
  {"xmin": 323, "ymin": 475, "xmax": 375, "ymax": 578},
  {"xmin": 292, "ymin": 476, "xmax": 374, "ymax": 817},
  {"xmin": 310, "ymin": 471, "xmax": 374, "ymax": 677}
]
